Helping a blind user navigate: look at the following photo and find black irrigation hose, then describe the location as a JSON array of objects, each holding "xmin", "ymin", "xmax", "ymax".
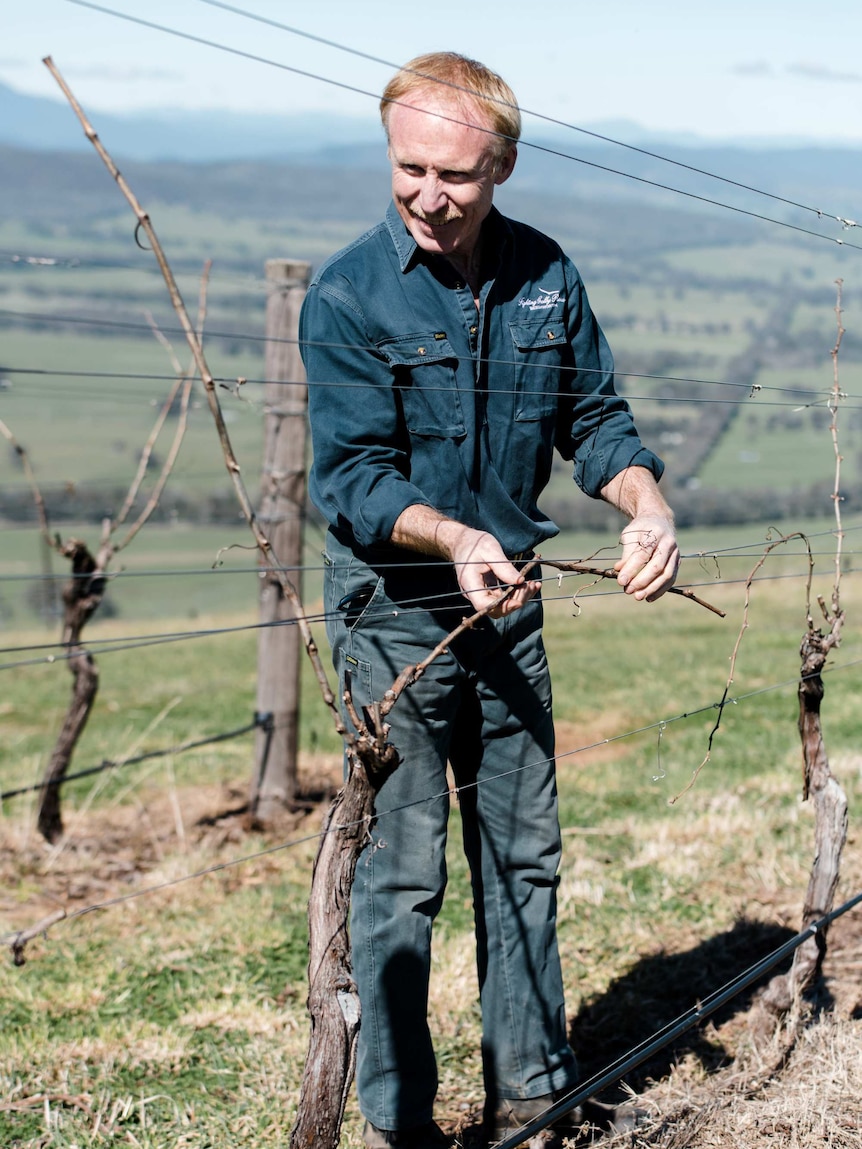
[
  {"xmin": 494, "ymin": 889, "xmax": 862, "ymax": 1149},
  {"xmin": 0, "ymin": 713, "xmax": 268, "ymax": 803}
]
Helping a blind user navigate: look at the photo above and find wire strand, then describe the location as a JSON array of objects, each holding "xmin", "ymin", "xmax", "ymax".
[
  {"xmin": 0, "ymin": 716, "xmax": 263, "ymax": 802},
  {"xmin": 2, "ymin": 559, "xmax": 859, "ymax": 672},
  {"xmin": 3, "ymin": 652, "xmax": 859, "ymax": 948},
  {"xmin": 193, "ymin": 0, "xmax": 859, "ymax": 232},
  {"xmin": 62, "ymin": 0, "xmax": 862, "ymax": 253}
]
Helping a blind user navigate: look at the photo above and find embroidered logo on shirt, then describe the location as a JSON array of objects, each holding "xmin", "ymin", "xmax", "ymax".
[{"xmin": 517, "ymin": 287, "xmax": 562, "ymax": 311}]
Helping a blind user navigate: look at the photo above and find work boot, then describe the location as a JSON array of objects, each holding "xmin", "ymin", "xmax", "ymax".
[
  {"xmin": 363, "ymin": 1118, "xmax": 453, "ymax": 1148},
  {"xmin": 487, "ymin": 1093, "xmax": 646, "ymax": 1147}
]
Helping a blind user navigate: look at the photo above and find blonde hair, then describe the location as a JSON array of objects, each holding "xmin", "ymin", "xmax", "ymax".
[{"xmin": 380, "ymin": 52, "xmax": 521, "ymax": 165}]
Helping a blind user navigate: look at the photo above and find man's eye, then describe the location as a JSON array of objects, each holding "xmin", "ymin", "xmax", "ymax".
[{"xmin": 401, "ymin": 165, "xmax": 425, "ymax": 176}]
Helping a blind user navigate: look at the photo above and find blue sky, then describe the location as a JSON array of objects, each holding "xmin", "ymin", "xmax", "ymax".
[{"xmin": 4, "ymin": 0, "xmax": 862, "ymax": 142}]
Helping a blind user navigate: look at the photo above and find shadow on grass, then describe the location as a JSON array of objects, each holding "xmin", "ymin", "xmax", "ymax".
[{"xmin": 567, "ymin": 916, "xmax": 802, "ymax": 1100}]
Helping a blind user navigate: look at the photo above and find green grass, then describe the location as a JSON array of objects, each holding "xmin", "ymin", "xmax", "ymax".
[
  {"xmin": 697, "ymin": 383, "xmax": 862, "ymax": 490},
  {"xmin": 662, "ymin": 237, "xmax": 856, "ymax": 287},
  {"xmin": 0, "ymin": 887, "xmax": 315, "ymax": 1147},
  {"xmin": 1, "ymin": 327, "xmax": 266, "ymax": 493},
  {"xmin": 1, "ymin": 538, "xmax": 861, "ymax": 1146}
]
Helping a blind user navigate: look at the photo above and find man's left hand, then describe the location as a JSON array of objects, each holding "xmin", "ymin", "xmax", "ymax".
[{"xmin": 613, "ymin": 512, "xmax": 679, "ymax": 601}]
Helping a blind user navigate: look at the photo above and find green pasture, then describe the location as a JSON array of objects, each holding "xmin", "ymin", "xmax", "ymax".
[
  {"xmin": 4, "ymin": 210, "xmax": 859, "ymax": 545},
  {"xmin": 607, "ymin": 323, "xmax": 749, "ymax": 367},
  {"xmin": 0, "ymin": 326, "xmax": 266, "ymax": 496},
  {"xmin": 0, "ymin": 245, "xmax": 269, "ymax": 332},
  {"xmin": 589, "ymin": 278, "xmax": 769, "ymax": 334},
  {"xmin": 0, "ymin": 517, "xmax": 329, "ymax": 626},
  {"xmin": 697, "ymin": 366, "xmax": 862, "ymax": 491},
  {"xmin": 130, "ymin": 203, "xmax": 365, "ymax": 268},
  {"xmin": 0, "ymin": 207, "xmax": 366, "ymax": 280},
  {"xmin": 662, "ymin": 236, "xmax": 856, "ymax": 289}
]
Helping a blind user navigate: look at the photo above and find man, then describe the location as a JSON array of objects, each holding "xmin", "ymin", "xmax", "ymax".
[{"xmin": 299, "ymin": 52, "xmax": 679, "ymax": 1149}]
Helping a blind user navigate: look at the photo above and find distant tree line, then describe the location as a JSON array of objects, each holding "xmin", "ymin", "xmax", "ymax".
[
  {"xmin": 0, "ymin": 481, "xmax": 246, "ymax": 527},
  {"xmin": 1, "ymin": 474, "xmax": 853, "ymax": 536},
  {"xmin": 542, "ymin": 476, "xmax": 856, "ymax": 534}
]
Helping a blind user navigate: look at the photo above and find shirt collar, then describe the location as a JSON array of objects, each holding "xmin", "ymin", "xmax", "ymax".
[
  {"xmin": 385, "ymin": 201, "xmax": 418, "ymax": 272},
  {"xmin": 385, "ymin": 201, "xmax": 512, "ymax": 275}
]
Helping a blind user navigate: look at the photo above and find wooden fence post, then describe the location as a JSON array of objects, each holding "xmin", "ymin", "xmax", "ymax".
[{"xmin": 250, "ymin": 258, "xmax": 312, "ymax": 824}]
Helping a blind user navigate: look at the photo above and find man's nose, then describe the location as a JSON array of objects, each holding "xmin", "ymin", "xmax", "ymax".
[{"xmin": 417, "ymin": 176, "xmax": 447, "ymax": 214}]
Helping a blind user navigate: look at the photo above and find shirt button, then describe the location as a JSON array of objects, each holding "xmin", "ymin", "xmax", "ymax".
[
  {"xmin": 417, "ymin": 347, "xmax": 426, "ymax": 355},
  {"xmin": 546, "ymin": 330, "xmax": 556, "ymax": 339},
  {"xmin": 470, "ymin": 326, "xmax": 477, "ymax": 335}
]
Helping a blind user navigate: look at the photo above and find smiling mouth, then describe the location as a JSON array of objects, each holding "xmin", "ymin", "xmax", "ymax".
[{"xmin": 410, "ymin": 210, "xmax": 461, "ymax": 229}]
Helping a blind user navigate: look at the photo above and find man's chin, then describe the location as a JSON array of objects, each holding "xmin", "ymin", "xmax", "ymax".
[{"xmin": 410, "ymin": 229, "xmax": 457, "ymax": 256}]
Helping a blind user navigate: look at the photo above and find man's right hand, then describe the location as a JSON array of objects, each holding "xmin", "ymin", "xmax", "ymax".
[
  {"xmin": 447, "ymin": 525, "xmax": 539, "ymax": 617},
  {"xmin": 390, "ymin": 506, "xmax": 539, "ymax": 618}
]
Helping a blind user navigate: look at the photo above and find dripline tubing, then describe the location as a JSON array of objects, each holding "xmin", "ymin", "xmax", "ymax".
[{"xmin": 494, "ymin": 890, "xmax": 862, "ymax": 1149}]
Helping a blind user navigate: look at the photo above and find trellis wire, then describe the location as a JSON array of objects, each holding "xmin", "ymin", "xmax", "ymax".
[
  {"xmin": 0, "ymin": 714, "xmax": 266, "ymax": 803},
  {"xmin": 63, "ymin": 0, "xmax": 862, "ymax": 252}
]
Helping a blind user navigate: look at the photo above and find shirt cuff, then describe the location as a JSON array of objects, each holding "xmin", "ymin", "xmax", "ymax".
[{"xmin": 575, "ymin": 442, "xmax": 665, "ymax": 500}]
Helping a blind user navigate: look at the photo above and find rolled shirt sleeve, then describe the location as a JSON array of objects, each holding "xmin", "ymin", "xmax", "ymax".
[
  {"xmin": 560, "ymin": 261, "xmax": 664, "ymax": 498},
  {"xmin": 301, "ymin": 277, "xmax": 433, "ymax": 549}
]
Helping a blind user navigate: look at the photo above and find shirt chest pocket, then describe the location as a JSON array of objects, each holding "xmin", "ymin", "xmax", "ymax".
[
  {"xmin": 378, "ymin": 333, "xmax": 466, "ymax": 439},
  {"xmin": 509, "ymin": 319, "xmax": 567, "ymax": 421}
]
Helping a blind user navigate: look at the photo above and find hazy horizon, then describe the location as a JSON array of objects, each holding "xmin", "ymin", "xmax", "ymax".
[{"xmin": 5, "ymin": 0, "xmax": 862, "ymax": 148}]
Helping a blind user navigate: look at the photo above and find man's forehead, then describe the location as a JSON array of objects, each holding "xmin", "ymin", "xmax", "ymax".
[{"xmin": 387, "ymin": 94, "xmax": 498, "ymax": 163}]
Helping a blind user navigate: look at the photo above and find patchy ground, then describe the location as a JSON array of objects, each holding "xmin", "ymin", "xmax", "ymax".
[{"xmin": 2, "ymin": 756, "xmax": 861, "ymax": 1149}]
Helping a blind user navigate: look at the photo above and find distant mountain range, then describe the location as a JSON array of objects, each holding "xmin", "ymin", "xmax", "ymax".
[
  {"xmin": 2, "ymin": 78, "xmax": 857, "ymax": 163},
  {"xmin": 0, "ymin": 79, "xmax": 383, "ymax": 161},
  {"xmin": 1, "ymin": 78, "xmax": 859, "ymax": 246}
]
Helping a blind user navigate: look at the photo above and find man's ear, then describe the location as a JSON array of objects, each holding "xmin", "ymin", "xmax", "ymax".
[{"xmin": 495, "ymin": 144, "xmax": 517, "ymax": 186}]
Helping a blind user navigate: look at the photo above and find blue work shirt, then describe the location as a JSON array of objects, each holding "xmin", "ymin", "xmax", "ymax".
[{"xmin": 300, "ymin": 202, "xmax": 663, "ymax": 558}]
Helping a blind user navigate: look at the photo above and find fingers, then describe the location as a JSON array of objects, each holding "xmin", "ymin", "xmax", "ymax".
[
  {"xmin": 485, "ymin": 576, "xmax": 541, "ymax": 617},
  {"xmin": 614, "ymin": 518, "xmax": 680, "ymax": 602},
  {"xmin": 452, "ymin": 531, "xmax": 540, "ymax": 617},
  {"xmin": 460, "ymin": 561, "xmax": 539, "ymax": 617}
]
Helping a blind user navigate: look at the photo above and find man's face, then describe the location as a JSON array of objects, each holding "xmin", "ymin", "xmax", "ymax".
[{"xmin": 387, "ymin": 91, "xmax": 516, "ymax": 264}]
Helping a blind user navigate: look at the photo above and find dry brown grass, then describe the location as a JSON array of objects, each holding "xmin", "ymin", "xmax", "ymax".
[{"xmin": 1, "ymin": 743, "xmax": 860, "ymax": 1149}]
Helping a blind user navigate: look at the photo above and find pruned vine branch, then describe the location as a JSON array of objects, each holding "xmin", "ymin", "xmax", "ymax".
[
  {"xmin": 9, "ymin": 909, "xmax": 67, "ymax": 968},
  {"xmin": 669, "ymin": 529, "xmax": 810, "ymax": 804},
  {"xmin": 0, "ymin": 418, "xmax": 53, "ymax": 547},
  {"xmin": 541, "ymin": 557, "xmax": 725, "ymax": 617},
  {"xmin": 43, "ymin": 58, "xmax": 346, "ymax": 743},
  {"xmin": 111, "ymin": 294, "xmax": 206, "ymax": 544}
]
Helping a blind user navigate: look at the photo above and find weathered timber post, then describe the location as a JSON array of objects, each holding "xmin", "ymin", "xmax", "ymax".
[{"xmin": 250, "ymin": 258, "xmax": 312, "ymax": 824}]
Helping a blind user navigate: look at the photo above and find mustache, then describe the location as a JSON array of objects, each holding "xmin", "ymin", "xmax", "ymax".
[{"xmin": 410, "ymin": 205, "xmax": 463, "ymax": 226}]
